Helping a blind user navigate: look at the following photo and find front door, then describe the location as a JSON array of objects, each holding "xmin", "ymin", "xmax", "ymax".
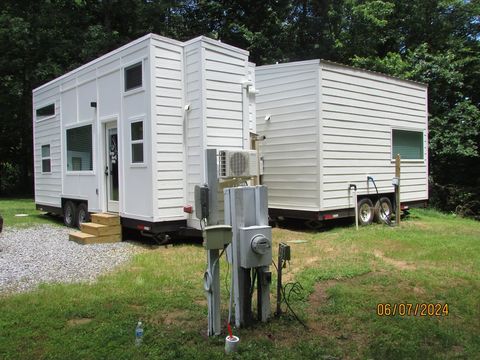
[{"xmin": 105, "ymin": 122, "xmax": 119, "ymax": 212}]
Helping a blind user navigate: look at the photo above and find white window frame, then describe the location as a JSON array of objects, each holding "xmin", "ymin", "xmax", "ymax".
[
  {"xmin": 123, "ymin": 59, "xmax": 145, "ymax": 96},
  {"xmin": 390, "ymin": 127, "xmax": 426, "ymax": 163},
  {"xmin": 41, "ymin": 144, "xmax": 51, "ymax": 174},
  {"xmin": 65, "ymin": 122, "xmax": 95, "ymax": 175},
  {"xmin": 35, "ymin": 102, "xmax": 56, "ymax": 122},
  {"xmin": 129, "ymin": 116, "xmax": 146, "ymax": 167}
]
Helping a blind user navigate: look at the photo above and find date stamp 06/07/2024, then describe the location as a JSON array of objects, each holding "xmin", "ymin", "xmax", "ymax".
[{"xmin": 377, "ymin": 303, "xmax": 449, "ymax": 317}]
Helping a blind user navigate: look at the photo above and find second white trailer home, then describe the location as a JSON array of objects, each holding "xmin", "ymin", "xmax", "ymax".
[
  {"xmin": 256, "ymin": 60, "xmax": 428, "ymax": 225},
  {"xmin": 33, "ymin": 34, "xmax": 256, "ymax": 235}
]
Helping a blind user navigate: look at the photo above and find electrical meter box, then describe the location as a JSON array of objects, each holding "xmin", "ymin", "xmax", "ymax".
[
  {"xmin": 203, "ymin": 225, "xmax": 232, "ymax": 250},
  {"xmin": 239, "ymin": 225, "xmax": 272, "ymax": 268}
]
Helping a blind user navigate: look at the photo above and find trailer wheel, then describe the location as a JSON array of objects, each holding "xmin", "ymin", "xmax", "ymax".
[
  {"xmin": 374, "ymin": 197, "xmax": 393, "ymax": 224},
  {"xmin": 358, "ymin": 198, "xmax": 374, "ymax": 226},
  {"xmin": 63, "ymin": 201, "xmax": 76, "ymax": 228},
  {"xmin": 76, "ymin": 203, "xmax": 90, "ymax": 228}
]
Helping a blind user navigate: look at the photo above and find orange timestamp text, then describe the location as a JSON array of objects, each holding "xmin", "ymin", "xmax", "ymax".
[{"xmin": 376, "ymin": 303, "xmax": 449, "ymax": 317}]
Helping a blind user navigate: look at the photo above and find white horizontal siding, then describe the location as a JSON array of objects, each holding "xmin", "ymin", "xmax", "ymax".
[
  {"xmin": 33, "ymin": 98, "xmax": 62, "ymax": 207},
  {"xmin": 204, "ymin": 43, "xmax": 246, "ymax": 150},
  {"xmin": 184, "ymin": 42, "xmax": 203, "ymax": 210},
  {"xmin": 153, "ymin": 39, "xmax": 185, "ymax": 219},
  {"xmin": 320, "ymin": 62, "xmax": 428, "ymax": 211},
  {"xmin": 256, "ymin": 62, "xmax": 320, "ymax": 211}
]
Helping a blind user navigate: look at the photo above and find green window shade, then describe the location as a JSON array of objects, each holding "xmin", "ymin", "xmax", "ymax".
[
  {"xmin": 392, "ymin": 129, "xmax": 424, "ymax": 160},
  {"xmin": 66, "ymin": 125, "xmax": 93, "ymax": 171}
]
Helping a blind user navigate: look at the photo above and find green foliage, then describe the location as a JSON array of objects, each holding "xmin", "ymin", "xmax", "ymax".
[{"xmin": 0, "ymin": 0, "xmax": 479, "ymax": 214}]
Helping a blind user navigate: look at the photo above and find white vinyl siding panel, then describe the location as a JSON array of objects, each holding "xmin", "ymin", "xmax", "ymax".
[
  {"xmin": 153, "ymin": 39, "xmax": 185, "ymax": 220},
  {"xmin": 320, "ymin": 62, "xmax": 428, "ymax": 210},
  {"xmin": 204, "ymin": 43, "xmax": 246, "ymax": 150},
  {"xmin": 184, "ymin": 42, "xmax": 203, "ymax": 209},
  {"xmin": 256, "ymin": 62, "xmax": 320, "ymax": 211},
  {"xmin": 256, "ymin": 60, "xmax": 428, "ymax": 214},
  {"xmin": 33, "ymin": 98, "xmax": 62, "ymax": 207}
]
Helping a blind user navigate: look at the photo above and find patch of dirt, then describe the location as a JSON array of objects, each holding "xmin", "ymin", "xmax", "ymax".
[
  {"xmin": 67, "ymin": 318, "xmax": 93, "ymax": 326},
  {"xmin": 373, "ymin": 250, "xmax": 416, "ymax": 270},
  {"xmin": 194, "ymin": 298, "xmax": 207, "ymax": 306},
  {"xmin": 148, "ymin": 309, "xmax": 189, "ymax": 326}
]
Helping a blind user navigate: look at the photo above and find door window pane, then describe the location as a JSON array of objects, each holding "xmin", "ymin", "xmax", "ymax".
[{"xmin": 66, "ymin": 125, "xmax": 93, "ymax": 171}]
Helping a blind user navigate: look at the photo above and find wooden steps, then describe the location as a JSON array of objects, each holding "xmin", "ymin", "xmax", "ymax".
[{"xmin": 69, "ymin": 213, "xmax": 121, "ymax": 245}]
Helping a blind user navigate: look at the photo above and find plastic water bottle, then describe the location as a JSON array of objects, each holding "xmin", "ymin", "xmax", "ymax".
[{"xmin": 135, "ymin": 321, "xmax": 144, "ymax": 346}]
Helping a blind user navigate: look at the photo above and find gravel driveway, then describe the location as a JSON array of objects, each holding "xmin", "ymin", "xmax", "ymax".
[{"xmin": 0, "ymin": 225, "xmax": 140, "ymax": 293}]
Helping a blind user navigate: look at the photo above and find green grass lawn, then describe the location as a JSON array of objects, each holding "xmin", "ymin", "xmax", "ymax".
[
  {"xmin": 0, "ymin": 199, "xmax": 479, "ymax": 359},
  {"xmin": 0, "ymin": 198, "xmax": 62, "ymax": 228}
]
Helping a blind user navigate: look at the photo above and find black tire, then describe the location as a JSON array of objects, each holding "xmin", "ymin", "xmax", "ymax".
[
  {"xmin": 76, "ymin": 203, "xmax": 90, "ymax": 228},
  {"xmin": 358, "ymin": 198, "xmax": 374, "ymax": 226},
  {"xmin": 374, "ymin": 197, "xmax": 393, "ymax": 224},
  {"xmin": 63, "ymin": 201, "xmax": 76, "ymax": 228}
]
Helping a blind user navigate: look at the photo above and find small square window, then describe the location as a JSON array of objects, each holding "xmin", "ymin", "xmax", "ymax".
[
  {"xmin": 36, "ymin": 104, "xmax": 55, "ymax": 118},
  {"xmin": 130, "ymin": 121, "xmax": 144, "ymax": 164},
  {"xmin": 132, "ymin": 143, "xmax": 144, "ymax": 163},
  {"xmin": 392, "ymin": 129, "xmax": 424, "ymax": 160},
  {"xmin": 41, "ymin": 145, "xmax": 51, "ymax": 173},
  {"xmin": 125, "ymin": 62, "xmax": 142, "ymax": 91},
  {"xmin": 131, "ymin": 121, "xmax": 143, "ymax": 141}
]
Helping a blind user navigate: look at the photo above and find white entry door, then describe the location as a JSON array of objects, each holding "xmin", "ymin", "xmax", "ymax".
[{"xmin": 105, "ymin": 122, "xmax": 119, "ymax": 212}]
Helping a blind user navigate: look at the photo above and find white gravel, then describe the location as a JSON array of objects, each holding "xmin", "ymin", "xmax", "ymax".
[{"xmin": 0, "ymin": 225, "xmax": 139, "ymax": 294}]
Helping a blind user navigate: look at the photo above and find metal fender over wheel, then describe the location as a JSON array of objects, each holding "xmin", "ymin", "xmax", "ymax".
[
  {"xmin": 358, "ymin": 198, "xmax": 374, "ymax": 226},
  {"xmin": 374, "ymin": 197, "xmax": 393, "ymax": 224},
  {"xmin": 76, "ymin": 203, "xmax": 90, "ymax": 228},
  {"xmin": 63, "ymin": 201, "xmax": 76, "ymax": 228}
]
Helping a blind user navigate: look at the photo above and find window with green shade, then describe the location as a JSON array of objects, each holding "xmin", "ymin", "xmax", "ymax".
[
  {"xmin": 131, "ymin": 121, "xmax": 144, "ymax": 163},
  {"xmin": 392, "ymin": 129, "xmax": 424, "ymax": 160},
  {"xmin": 66, "ymin": 125, "xmax": 93, "ymax": 171}
]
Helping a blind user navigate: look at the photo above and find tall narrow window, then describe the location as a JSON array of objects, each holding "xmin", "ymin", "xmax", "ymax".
[
  {"xmin": 125, "ymin": 62, "xmax": 142, "ymax": 91},
  {"xmin": 66, "ymin": 125, "xmax": 93, "ymax": 171},
  {"xmin": 36, "ymin": 104, "xmax": 55, "ymax": 119},
  {"xmin": 392, "ymin": 129, "xmax": 424, "ymax": 160},
  {"xmin": 41, "ymin": 145, "xmax": 51, "ymax": 173},
  {"xmin": 131, "ymin": 121, "xmax": 144, "ymax": 163}
]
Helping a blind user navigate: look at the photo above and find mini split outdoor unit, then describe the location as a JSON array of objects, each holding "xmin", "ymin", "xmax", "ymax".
[{"xmin": 218, "ymin": 150, "xmax": 257, "ymax": 179}]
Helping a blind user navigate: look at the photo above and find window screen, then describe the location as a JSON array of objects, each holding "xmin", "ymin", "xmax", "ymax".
[
  {"xmin": 392, "ymin": 129, "xmax": 424, "ymax": 160},
  {"xmin": 66, "ymin": 125, "xmax": 93, "ymax": 171},
  {"xmin": 36, "ymin": 104, "xmax": 55, "ymax": 118},
  {"xmin": 125, "ymin": 62, "xmax": 142, "ymax": 91},
  {"xmin": 41, "ymin": 145, "xmax": 51, "ymax": 173},
  {"xmin": 131, "ymin": 121, "xmax": 144, "ymax": 163}
]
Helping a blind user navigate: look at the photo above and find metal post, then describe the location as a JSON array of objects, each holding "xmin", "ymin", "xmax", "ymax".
[
  {"xmin": 276, "ymin": 249, "xmax": 282, "ymax": 316},
  {"xmin": 395, "ymin": 154, "xmax": 401, "ymax": 226},
  {"xmin": 206, "ymin": 249, "xmax": 221, "ymax": 336}
]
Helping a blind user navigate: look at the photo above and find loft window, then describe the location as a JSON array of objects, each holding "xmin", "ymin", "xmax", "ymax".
[
  {"xmin": 125, "ymin": 62, "xmax": 142, "ymax": 91},
  {"xmin": 41, "ymin": 145, "xmax": 51, "ymax": 173},
  {"xmin": 131, "ymin": 121, "xmax": 144, "ymax": 163},
  {"xmin": 66, "ymin": 125, "xmax": 93, "ymax": 171},
  {"xmin": 36, "ymin": 104, "xmax": 55, "ymax": 119},
  {"xmin": 392, "ymin": 129, "xmax": 424, "ymax": 160}
]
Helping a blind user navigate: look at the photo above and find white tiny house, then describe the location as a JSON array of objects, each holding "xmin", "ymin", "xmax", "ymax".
[
  {"xmin": 256, "ymin": 60, "xmax": 428, "ymax": 224},
  {"xmin": 33, "ymin": 34, "xmax": 256, "ymax": 234}
]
